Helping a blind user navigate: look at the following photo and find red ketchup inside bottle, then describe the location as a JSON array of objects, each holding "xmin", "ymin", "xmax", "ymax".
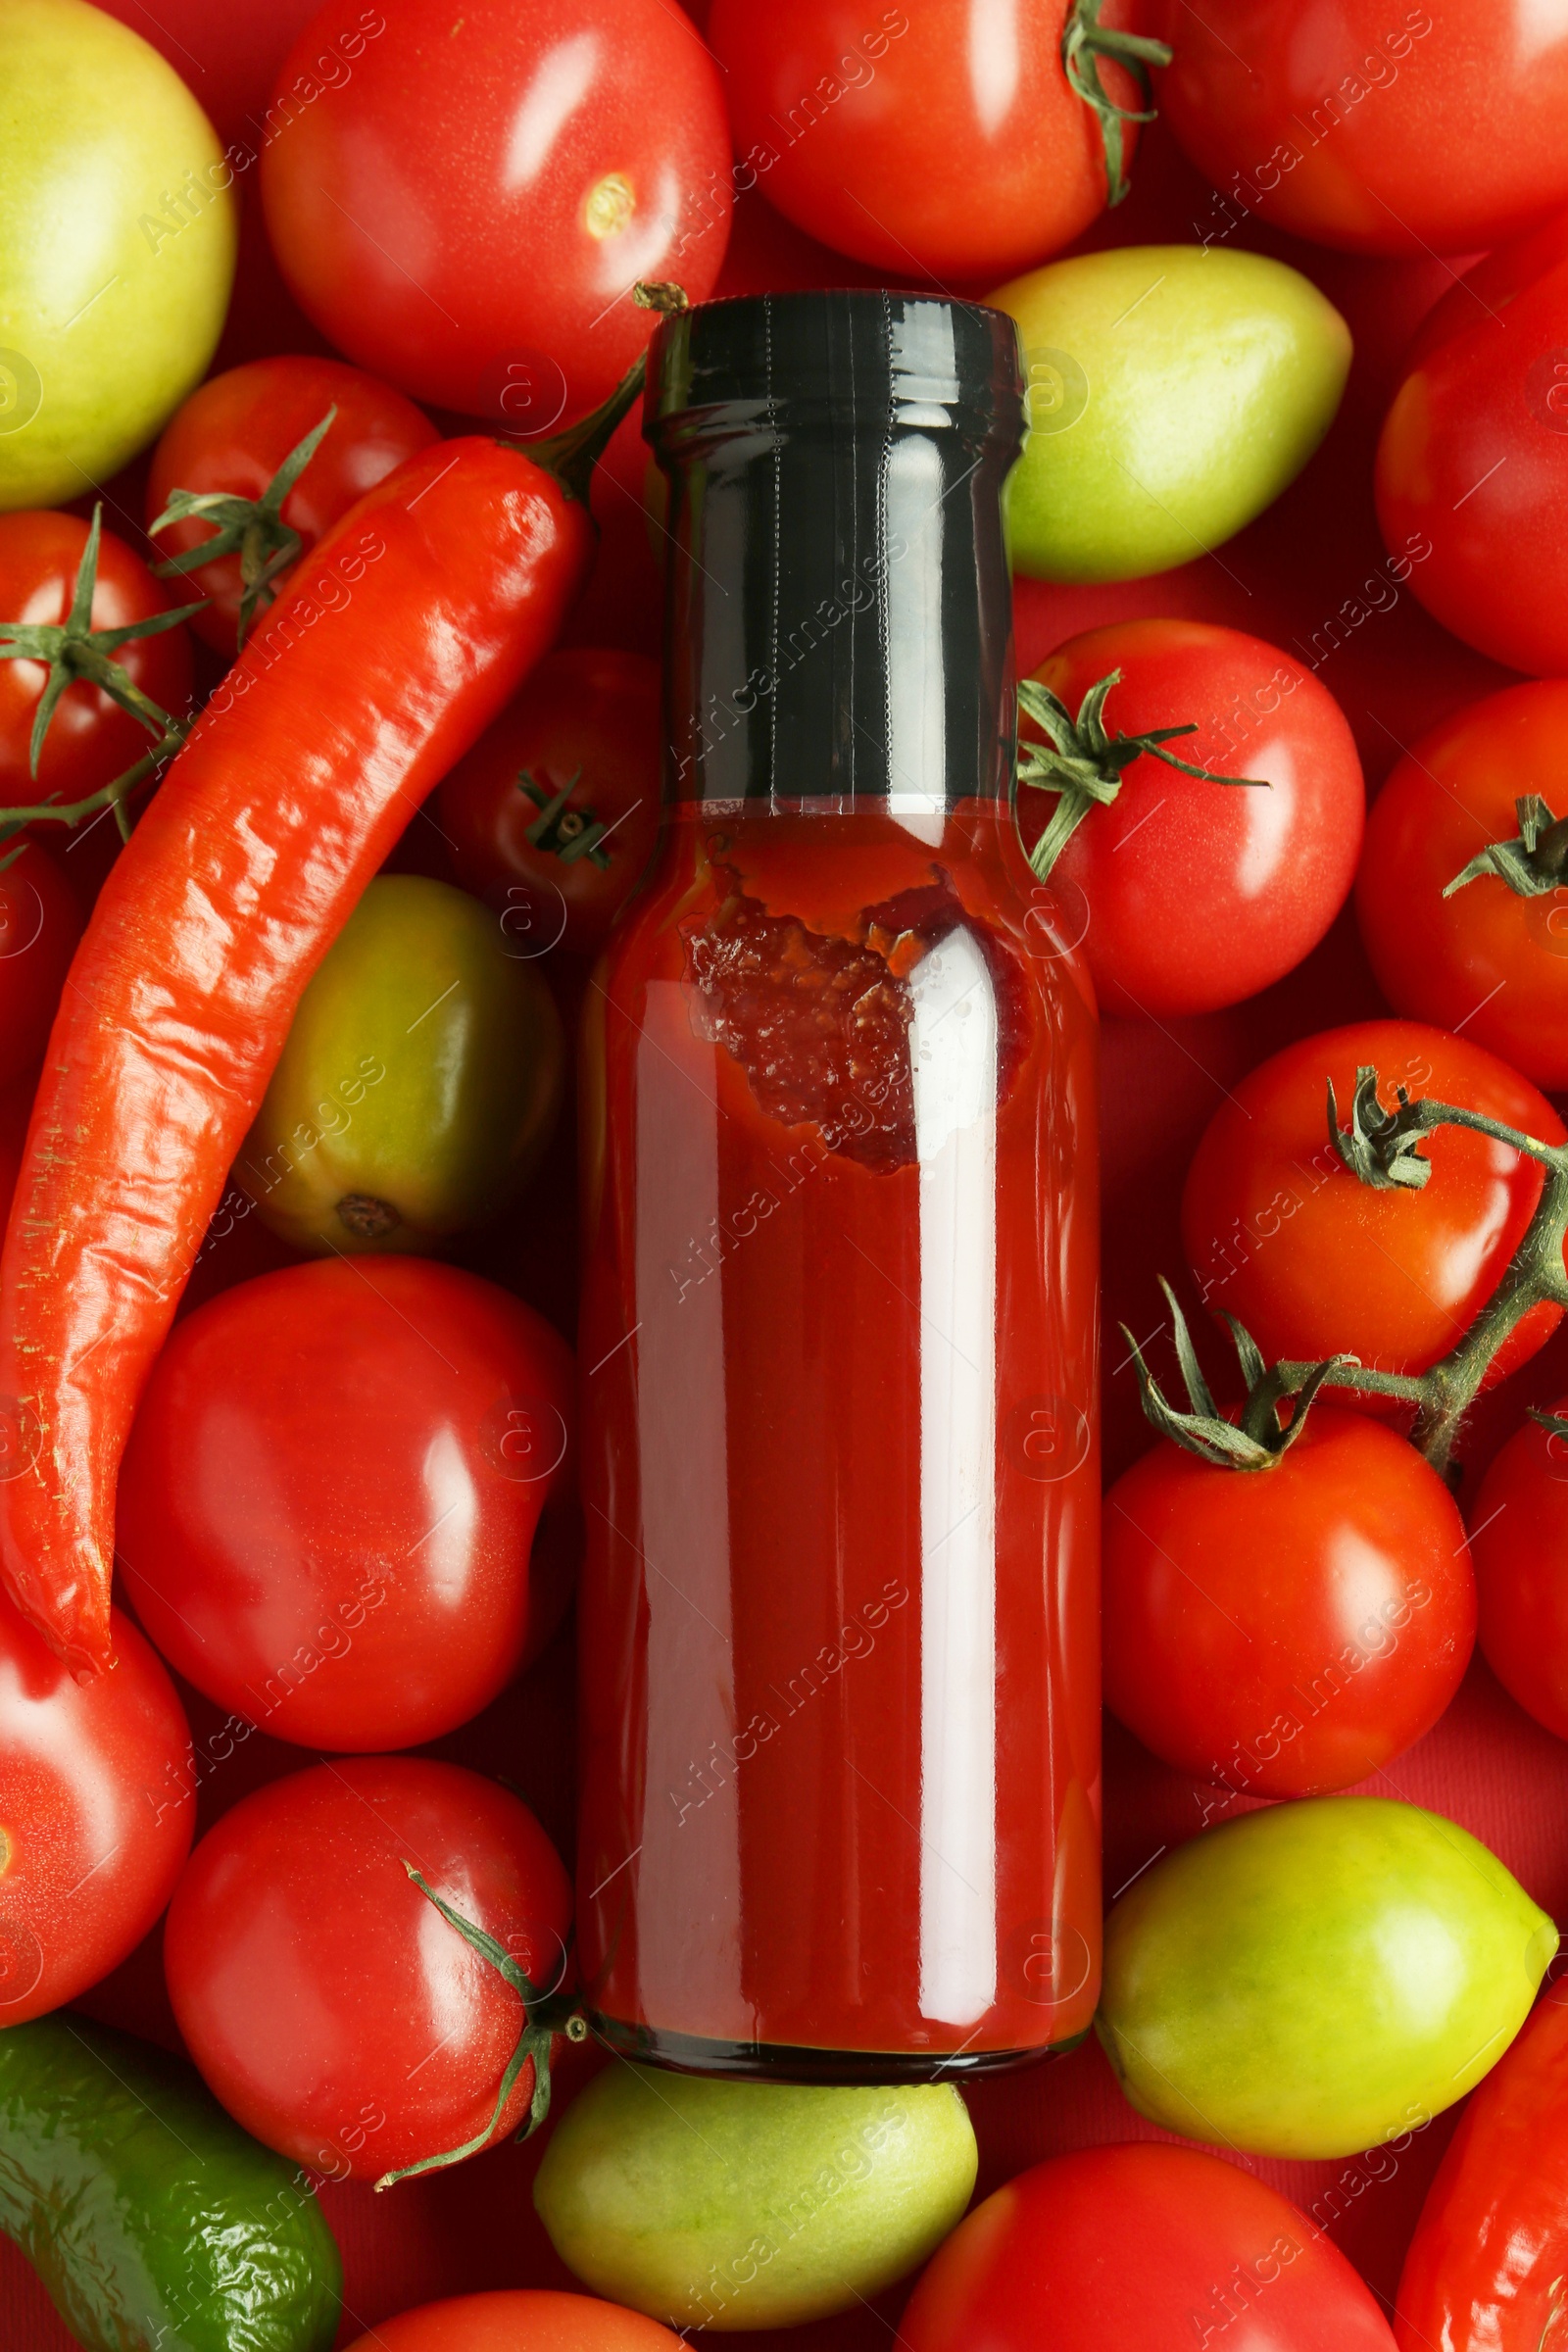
[{"xmin": 576, "ymin": 292, "xmax": 1101, "ymax": 2078}]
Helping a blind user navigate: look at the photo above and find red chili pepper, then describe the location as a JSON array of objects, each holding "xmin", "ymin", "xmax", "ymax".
[
  {"xmin": 0, "ymin": 337, "xmax": 662, "ymax": 1673},
  {"xmin": 1395, "ymin": 1976, "xmax": 1568, "ymax": 2349}
]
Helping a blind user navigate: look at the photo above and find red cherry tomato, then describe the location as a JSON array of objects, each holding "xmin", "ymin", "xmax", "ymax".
[
  {"xmin": 438, "ymin": 648, "xmax": 661, "ymax": 957},
  {"xmin": 1104, "ymin": 1406, "xmax": 1475, "ymax": 1797},
  {"xmin": 119, "ymin": 1258, "xmax": 575, "ymax": 1751},
  {"xmin": 895, "ymin": 2143, "xmax": 1397, "ymax": 2349},
  {"xmin": 709, "ymin": 2, "xmax": 1161, "ymax": 281},
  {"xmin": 164, "ymin": 1757, "xmax": 572, "ymax": 2181},
  {"xmin": 0, "ymin": 510, "xmax": 192, "ymax": 805},
  {"xmin": 0, "ymin": 1597, "xmax": 192, "ymax": 2026},
  {"xmin": 1181, "ymin": 1021, "xmax": 1565, "ymax": 1388},
  {"xmin": 259, "ymin": 0, "xmax": 732, "ymax": 425},
  {"xmin": 344, "ymin": 2291, "xmax": 681, "ymax": 2351},
  {"xmin": 146, "ymin": 356, "xmax": 438, "ymax": 654},
  {"xmin": 0, "ymin": 840, "xmax": 82, "ymax": 1086},
  {"xmin": 1375, "ymin": 245, "xmax": 1568, "ymax": 675},
  {"xmin": 1158, "ymin": 0, "xmax": 1568, "ymax": 256},
  {"xmin": 1356, "ymin": 684, "xmax": 1568, "ymax": 1089},
  {"xmin": 1021, "ymin": 620, "xmax": 1363, "ymax": 1018},
  {"xmin": 1468, "ymin": 1403, "xmax": 1568, "ymax": 1740}
]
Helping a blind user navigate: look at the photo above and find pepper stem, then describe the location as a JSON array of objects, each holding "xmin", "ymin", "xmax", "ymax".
[
  {"xmin": 520, "ymin": 281, "xmax": 688, "ymax": 507},
  {"xmin": 1016, "ymin": 668, "xmax": 1267, "ymax": 880},
  {"xmin": 373, "ymin": 1864, "xmax": 586, "ymax": 2191}
]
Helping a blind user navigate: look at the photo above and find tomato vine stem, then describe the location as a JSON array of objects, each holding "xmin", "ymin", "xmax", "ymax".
[
  {"xmin": 0, "ymin": 505, "xmax": 200, "ymax": 850},
  {"xmin": 1122, "ymin": 1278, "xmax": 1350, "ymax": 1470},
  {"xmin": 373, "ymin": 1864, "xmax": 586, "ymax": 2191},
  {"xmin": 1060, "ymin": 0, "xmax": 1173, "ymax": 207},
  {"xmin": 1136, "ymin": 1063, "xmax": 1568, "ymax": 1482}
]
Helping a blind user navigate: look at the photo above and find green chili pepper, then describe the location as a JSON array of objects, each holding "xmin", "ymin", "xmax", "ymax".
[{"xmin": 0, "ymin": 2012, "xmax": 341, "ymax": 2352}]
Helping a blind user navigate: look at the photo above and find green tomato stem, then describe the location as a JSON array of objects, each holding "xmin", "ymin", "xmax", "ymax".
[
  {"xmin": 0, "ymin": 724, "xmax": 186, "ymax": 851},
  {"xmin": 1060, "ymin": 0, "xmax": 1172, "ymax": 207},
  {"xmin": 0, "ymin": 500, "xmax": 198, "ymax": 768},
  {"xmin": 1446, "ymin": 794, "xmax": 1568, "ymax": 900},
  {"xmin": 149, "ymin": 406, "xmax": 336, "ymax": 646},
  {"xmin": 1016, "ymin": 669, "xmax": 1266, "ymax": 882},
  {"xmin": 1299, "ymin": 1074, "xmax": 1568, "ymax": 1476},
  {"xmin": 373, "ymin": 1864, "xmax": 586, "ymax": 2191},
  {"xmin": 1139, "ymin": 1072, "xmax": 1568, "ymax": 1483},
  {"xmin": 0, "ymin": 501, "xmax": 198, "ymax": 849},
  {"xmin": 1121, "ymin": 1278, "xmax": 1349, "ymax": 1471}
]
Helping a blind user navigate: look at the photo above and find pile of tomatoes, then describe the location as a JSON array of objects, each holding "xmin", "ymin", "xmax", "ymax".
[{"xmin": 4, "ymin": 0, "xmax": 1568, "ymax": 2347}]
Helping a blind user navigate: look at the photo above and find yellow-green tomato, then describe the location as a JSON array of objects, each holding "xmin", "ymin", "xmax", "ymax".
[
  {"xmin": 533, "ymin": 2067, "xmax": 977, "ymax": 2332},
  {"xmin": 990, "ymin": 246, "xmax": 1351, "ymax": 582},
  {"xmin": 238, "ymin": 876, "xmax": 564, "ymax": 1254},
  {"xmin": 0, "ymin": 0, "xmax": 237, "ymax": 510},
  {"xmin": 1098, "ymin": 1795, "xmax": 1556, "ymax": 2160}
]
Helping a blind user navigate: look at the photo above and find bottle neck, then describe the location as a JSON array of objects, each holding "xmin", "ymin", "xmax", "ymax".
[{"xmin": 655, "ymin": 413, "xmax": 1018, "ymax": 812}]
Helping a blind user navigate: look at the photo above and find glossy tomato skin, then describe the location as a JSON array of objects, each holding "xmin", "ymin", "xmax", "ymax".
[
  {"xmin": 1158, "ymin": 0, "xmax": 1568, "ymax": 256},
  {"xmin": 1400, "ymin": 206, "xmax": 1568, "ymax": 374},
  {"xmin": 0, "ymin": 841, "xmax": 82, "ymax": 1087},
  {"xmin": 709, "ymin": 2, "xmax": 1153, "ymax": 280},
  {"xmin": 1356, "ymin": 684, "xmax": 1568, "ymax": 1088},
  {"xmin": 259, "ymin": 0, "xmax": 732, "ymax": 424},
  {"xmin": 344, "ymin": 2294, "xmax": 681, "ymax": 2351},
  {"xmin": 1023, "ymin": 621, "xmax": 1363, "ymax": 1016},
  {"xmin": 0, "ymin": 511, "xmax": 192, "ymax": 803},
  {"xmin": 895, "ymin": 2143, "xmax": 1397, "ymax": 2350},
  {"xmin": 1104, "ymin": 1407, "xmax": 1474, "ymax": 1796},
  {"xmin": 164, "ymin": 1758, "xmax": 572, "ymax": 2180},
  {"xmin": 1182, "ymin": 1020, "xmax": 1565, "ymax": 1388},
  {"xmin": 1468, "ymin": 1403, "xmax": 1568, "ymax": 1740},
  {"xmin": 0, "ymin": 1598, "xmax": 192, "ymax": 2025},
  {"xmin": 438, "ymin": 649, "xmax": 661, "ymax": 956},
  {"xmin": 146, "ymin": 356, "xmax": 438, "ymax": 653},
  {"xmin": 1375, "ymin": 254, "xmax": 1568, "ymax": 674},
  {"xmin": 118, "ymin": 1259, "xmax": 575, "ymax": 1750}
]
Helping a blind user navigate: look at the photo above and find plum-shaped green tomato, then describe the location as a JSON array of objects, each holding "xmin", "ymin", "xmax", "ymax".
[
  {"xmin": 238, "ymin": 875, "xmax": 564, "ymax": 1254},
  {"xmin": 0, "ymin": 0, "xmax": 237, "ymax": 510},
  {"xmin": 990, "ymin": 245, "xmax": 1351, "ymax": 583},
  {"xmin": 1098, "ymin": 1794, "xmax": 1557, "ymax": 2159},
  {"xmin": 534, "ymin": 2067, "xmax": 977, "ymax": 2332}
]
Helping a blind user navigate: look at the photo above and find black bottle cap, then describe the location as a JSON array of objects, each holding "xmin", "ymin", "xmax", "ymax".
[{"xmin": 646, "ymin": 289, "xmax": 1026, "ymax": 808}]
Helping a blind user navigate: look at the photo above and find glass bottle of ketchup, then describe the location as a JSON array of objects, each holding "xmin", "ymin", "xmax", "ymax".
[{"xmin": 577, "ymin": 290, "xmax": 1100, "ymax": 2079}]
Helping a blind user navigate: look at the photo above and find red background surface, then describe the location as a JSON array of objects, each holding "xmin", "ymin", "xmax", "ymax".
[{"xmin": 7, "ymin": 2, "xmax": 1568, "ymax": 2344}]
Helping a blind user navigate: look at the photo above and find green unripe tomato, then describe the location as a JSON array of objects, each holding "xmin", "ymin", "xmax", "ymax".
[
  {"xmin": 0, "ymin": 0, "xmax": 237, "ymax": 509},
  {"xmin": 1098, "ymin": 1794, "xmax": 1556, "ymax": 2159},
  {"xmin": 533, "ymin": 2067, "xmax": 977, "ymax": 2332},
  {"xmin": 238, "ymin": 875, "xmax": 564, "ymax": 1255},
  {"xmin": 989, "ymin": 245, "xmax": 1351, "ymax": 582}
]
